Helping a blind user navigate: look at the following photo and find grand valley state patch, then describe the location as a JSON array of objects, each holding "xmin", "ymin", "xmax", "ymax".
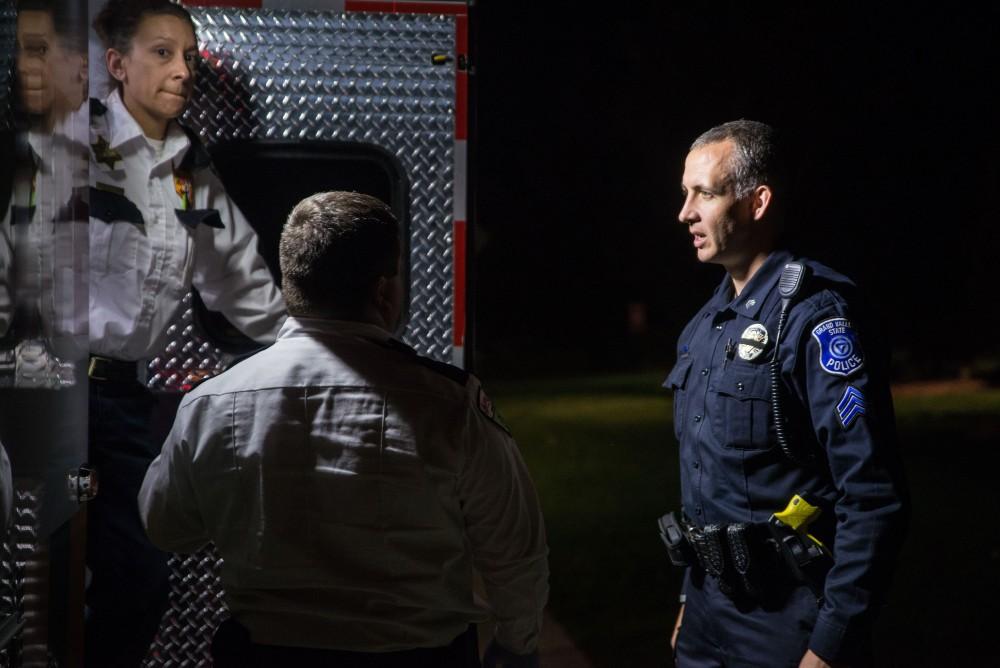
[{"xmin": 811, "ymin": 317, "xmax": 864, "ymax": 377}]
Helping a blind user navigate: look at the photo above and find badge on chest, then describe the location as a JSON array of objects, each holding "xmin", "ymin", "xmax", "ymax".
[{"xmin": 737, "ymin": 323, "xmax": 769, "ymax": 362}]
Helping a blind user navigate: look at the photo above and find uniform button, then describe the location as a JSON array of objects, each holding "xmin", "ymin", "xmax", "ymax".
[
  {"xmin": 701, "ymin": 368, "xmax": 709, "ymax": 376},
  {"xmin": 693, "ymin": 415, "xmax": 702, "ymax": 423},
  {"xmin": 715, "ymin": 324, "xmax": 723, "ymax": 330},
  {"xmin": 737, "ymin": 382, "xmax": 744, "ymax": 391}
]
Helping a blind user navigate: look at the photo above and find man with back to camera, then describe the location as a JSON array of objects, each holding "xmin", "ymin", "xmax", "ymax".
[
  {"xmin": 661, "ymin": 120, "xmax": 907, "ymax": 667},
  {"xmin": 138, "ymin": 191, "xmax": 549, "ymax": 668}
]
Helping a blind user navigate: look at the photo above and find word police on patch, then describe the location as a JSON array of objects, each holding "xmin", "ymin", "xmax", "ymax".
[{"xmin": 811, "ymin": 317, "xmax": 864, "ymax": 377}]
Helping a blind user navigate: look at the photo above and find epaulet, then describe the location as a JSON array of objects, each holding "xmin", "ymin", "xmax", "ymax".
[
  {"xmin": 376, "ymin": 337, "xmax": 470, "ymax": 387},
  {"xmin": 177, "ymin": 123, "xmax": 213, "ymax": 171},
  {"xmin": 413, "ymin": 356, "xmax": 470, "ymax": 387},
  {"xmin": 90, "ymin": 98, "xmax": 107, "ymax": 116}
]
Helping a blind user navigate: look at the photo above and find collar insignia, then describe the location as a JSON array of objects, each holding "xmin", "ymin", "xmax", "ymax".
[{"xmin": 91, "ymin": 136, "xmax": 122, "ymax": 170}]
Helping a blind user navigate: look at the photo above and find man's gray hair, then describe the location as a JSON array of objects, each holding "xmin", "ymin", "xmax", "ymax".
[{"xmin": 690, "ymin": 120, "xmax": 779, "ymax": 200}]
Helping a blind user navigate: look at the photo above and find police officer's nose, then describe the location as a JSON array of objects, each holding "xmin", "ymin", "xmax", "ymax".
[{"xmin": 678, "ymin": 196, "xmax": 698, "ymax": 225}]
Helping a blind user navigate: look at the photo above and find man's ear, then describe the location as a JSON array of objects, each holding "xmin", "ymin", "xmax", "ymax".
[
  {"xmin": 750, "ymin": 184, "xmax": 773, "ymax": 221},
  {"xmin": 105, "ymin": 49, "xmax": 127, "ymax": 85}
]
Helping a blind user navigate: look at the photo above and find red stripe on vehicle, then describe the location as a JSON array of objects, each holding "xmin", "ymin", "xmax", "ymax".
[{"xmin": 345, "ymin": 1, "xmax": 467, "ymax": 15}]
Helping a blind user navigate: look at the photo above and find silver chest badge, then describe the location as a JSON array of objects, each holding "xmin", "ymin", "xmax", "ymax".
[{"xmin": 738, "ymin": 323, "xmax": 769, "ymax": 361}]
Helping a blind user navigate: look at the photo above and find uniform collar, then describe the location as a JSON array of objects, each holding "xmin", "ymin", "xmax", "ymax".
[
  {"xmin": 278, "ymin": 316, "xmax": 401, "ymax": 347},
  {"xmin": 711, "ymin": 250, "xmax": 794, "ymax": 320},
  {"xmin": 102, "ymin": 90, "xmax": 191, "ymax": 168}
]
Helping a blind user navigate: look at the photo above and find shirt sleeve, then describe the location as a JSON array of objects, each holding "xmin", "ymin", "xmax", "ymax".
[
  {"xmin": 138, "ymin": 396, "xmax": 211, "ymax": 554},
  {"xmin": 457, "ymin": 378, "xmax": 549, "ymax": 655},
  {"xmin": 788, "ymin": 295, "xmax": 909, "ymax": 662},
  {"xmin": 191, "ymin": 169, "xmax": 286, "ymax": 344}
]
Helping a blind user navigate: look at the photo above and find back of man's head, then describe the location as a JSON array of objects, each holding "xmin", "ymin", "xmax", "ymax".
[
  {"xmin": 279, "ymin": 191, "xmax": 399, "ymax": 319},
  {"xmin": 691, "ymin": 120, "xmax": 784, "ymax": 202}
]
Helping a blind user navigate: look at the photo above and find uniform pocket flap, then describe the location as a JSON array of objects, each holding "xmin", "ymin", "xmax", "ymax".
[
  {"xmin": 90, "ymin": 186, "xmax": 144, "ymax": 226},
  {"xmin": 175, "ymin": 208, "xmax": 224, "ymax": 230},
  {"xmin": 714, "ymin": 368, "xmax": 769, "ymax": 400},
  {"xmin": 663, "ymin": 357, "xmax": 693, "ymax": 390}
]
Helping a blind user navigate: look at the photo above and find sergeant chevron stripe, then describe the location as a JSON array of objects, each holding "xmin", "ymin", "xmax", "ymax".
[{"xmin": 837, "ymin": 386, "xmax": 866, "ymax": 428}]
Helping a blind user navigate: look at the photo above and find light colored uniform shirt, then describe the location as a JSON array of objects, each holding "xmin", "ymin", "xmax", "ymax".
[
  {"xmin": 89, "ymin": 90, "xmax": 285, "ymax": 361},
  {"xmin": 139, "ymin": 317, "xmax": 549, "ymax": 653},
  {"xmin": 0, "ymin": 105, "xmax": 89, "ymax": 357}
]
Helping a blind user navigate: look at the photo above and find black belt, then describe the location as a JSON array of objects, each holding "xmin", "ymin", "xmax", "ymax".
[
  {"xmin": 87, "ymin": 355, "xmax": 140, "ymax": 384},
  {"xmin": 212, "ymin": 619, "xmax": 481, "ymax": 668},
  {"xmin": 660, "ymin": 511, "xmax": 797, "ymax": 600}
]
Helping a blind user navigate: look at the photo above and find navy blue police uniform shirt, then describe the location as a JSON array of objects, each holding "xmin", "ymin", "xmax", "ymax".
[{"xmin": 665, "ymin": 249, "xmax": 908, "ymax": 661}]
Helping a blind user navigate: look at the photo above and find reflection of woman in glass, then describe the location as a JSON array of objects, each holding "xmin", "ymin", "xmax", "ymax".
[
  {"xmin": 0, "ymin": 3, "xmax": 89, "ymax": 666},
  {"xmin": 14, "ymin": 0, "xmax": 88, "ymax": 128},
  {"xmin": 2, "ymin": 0, "xmax": 88, "ymax": 369},
  {"xmin": 86, "ymin": 1, "xmax": 285, "ymax": 665},
  {"xmin": 1, "ymin": 0, "xmax": 88, "ymax": 511}
]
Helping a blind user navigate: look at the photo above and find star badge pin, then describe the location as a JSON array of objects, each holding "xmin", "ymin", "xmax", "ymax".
[{"xmin": 91, "ymin": 136, "xmax": 123, "ymax": 170}]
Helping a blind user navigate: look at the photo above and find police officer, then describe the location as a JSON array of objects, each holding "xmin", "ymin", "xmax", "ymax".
[
  {"xmin": 665, "ymin": 120, "xmax": 907, "ymax": 667},
  {"xmin": 87, "ymin": 1, "xmax": 285, "ymax": 665},
  {"xmin": 139, "ymin": 191, "xmax": 549, "ymax": 668}
]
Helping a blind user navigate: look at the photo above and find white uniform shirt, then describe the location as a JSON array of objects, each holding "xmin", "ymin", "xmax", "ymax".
[
  {"xmin": 89, "ymin": 90, "xmax": 285, "ymax": 361},
  {"xmin": 1, "ymin": 106, "xmax": 89, "ymax": 356},
  {"xmin": 139, "ymin": 317, "xmax": 549, "ymax": 653}
]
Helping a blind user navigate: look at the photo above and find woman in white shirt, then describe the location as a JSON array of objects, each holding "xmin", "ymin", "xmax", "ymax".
[{"xmin": 86, "ymin": 2, "xmax": 285, "ymax": 666}]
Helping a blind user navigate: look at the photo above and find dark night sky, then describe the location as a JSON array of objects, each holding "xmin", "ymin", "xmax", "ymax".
[{"xmin": 471, "ymin": 5, "xmax": 1000, "ymax": 379}]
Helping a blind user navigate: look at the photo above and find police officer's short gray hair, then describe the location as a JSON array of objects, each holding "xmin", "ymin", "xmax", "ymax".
[
  {"xmin": 691, "ymin": 120, "xmax": 780, "ymax": 200},
  {"xmin": 280, "ymin": 191, "xmax": 399, "ymax": 318}
]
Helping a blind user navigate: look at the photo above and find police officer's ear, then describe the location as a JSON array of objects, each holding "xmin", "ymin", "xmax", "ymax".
[
  {"xmin": 372, "ymin": 272, "xmax": 404, "ymax": 332},
  {"xmin": 105, "ymin": 48, "xmax": 128, "ymax": 85},
  {"xmin": 749, "ymin": 184, "xmax": 773, "ymax": 221}
]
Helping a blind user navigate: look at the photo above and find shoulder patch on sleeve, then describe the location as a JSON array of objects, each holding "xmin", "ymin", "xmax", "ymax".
[
  {"xmin": 811, "ymin": 317, "xmax": 865, "ymax": 377},
  {"xmin": 477, "ymin": 387, "xmax": 512, "ymax": 435},
  {"xmin": 837, "ymin": 386, "xmax": 866, "ymax": 428}
]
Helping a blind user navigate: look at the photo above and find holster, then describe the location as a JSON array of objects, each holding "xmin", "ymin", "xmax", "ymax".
[{"xmin": 657, "ymin": 511, "xmax": 822, "ymax": 602}]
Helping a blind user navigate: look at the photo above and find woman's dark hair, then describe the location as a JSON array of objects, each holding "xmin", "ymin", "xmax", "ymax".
[{"xmin": 92, "ymin": 0, "xmax": 196, "ymax": 53}]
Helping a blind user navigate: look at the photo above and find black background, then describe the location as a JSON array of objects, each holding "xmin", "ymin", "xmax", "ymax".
[{"xmin": 472, "ymin": 4, "xmax": 999, "ymax": 379}]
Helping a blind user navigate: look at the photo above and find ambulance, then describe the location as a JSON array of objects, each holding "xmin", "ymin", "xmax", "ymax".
[{"xmin": 0, "ymin": 0, "xmax": 474, "ymax": 663}]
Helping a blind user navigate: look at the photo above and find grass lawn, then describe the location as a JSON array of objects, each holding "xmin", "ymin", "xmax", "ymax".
[{"xmin": 488, "ymin": 374, "xmax": 1000, "ymax": 667}]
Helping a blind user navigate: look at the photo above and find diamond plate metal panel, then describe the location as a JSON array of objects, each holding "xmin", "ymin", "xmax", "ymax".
[
  {"xmin": 144, "ymin": 10, "xmax": 458, "ymax": 666},
  {"xmin": 188, "ymin": 9, "xmax": 456, "ymax": 362},
  {"xmin": 0, "ymin": 484, "xmax": 42, "ymax": 667},
  {"xmin": 0, "ymin": 0, "xmax": 14, "ymax": 131}
]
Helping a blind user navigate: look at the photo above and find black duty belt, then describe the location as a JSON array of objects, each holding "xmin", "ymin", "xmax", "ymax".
[
  {"xmin": 659, "ymin": 511, "xmax": 826, "ymax": 601},
  {"xmin": 88, "ymin": 355, "xmax": 141, "ymax": 384}
]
